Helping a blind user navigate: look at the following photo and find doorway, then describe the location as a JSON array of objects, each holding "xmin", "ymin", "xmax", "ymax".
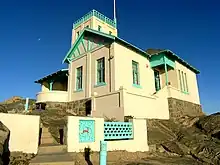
[{"xmin": 154, "ymin": 70, "xmax": 161, "ymax": 92}]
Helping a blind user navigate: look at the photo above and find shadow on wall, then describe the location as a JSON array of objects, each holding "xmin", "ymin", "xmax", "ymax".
[
  {"xmin": 38, "ymin": 128, "xmax": 42, "ymax": 146},
  {"xmin": 85, "ymin": 100, "xmax": 92, "ymax": 116},
  {"xmin": 84, "ymin": 147, "xmax": 92, "ymax": 165},
  {"xmin": 2, "ymin": 131, "xmax": 10, "ymax": 165}
]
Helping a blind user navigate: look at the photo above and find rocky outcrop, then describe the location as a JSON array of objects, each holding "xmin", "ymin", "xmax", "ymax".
[
  {"xmin": 0, "ymin": 121, "xmax": 10, "ymax": 165},
  {"xmin": 0, "ymin": 105, "xmax": 7, "ymax": 113},
  {"xmin": 147, "ymin": 113, "xmax": 220, "ymax": 164}
]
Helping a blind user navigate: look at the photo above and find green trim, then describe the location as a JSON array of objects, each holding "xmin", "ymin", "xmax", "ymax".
[
  {"xmin": 94, "ymin": 82, "xmax": 106, "ymax": 87},
  {"xmin": 62, "ymin": 31, "xmax": 84, "ymax": 63},
  {"xmin": 82, "ymin": 39, "xmax": 87, "ymax": 52},
  {"xmin": 74, "ymin": 89, "xmax": 83, "ymax": 92},
  {"xmin": 150, "ymin": 50, "xmax": 200, "ymax": 74},
  {"xmin": 132, "ymin": 60, "xmax": 140, "ymax": 85},
  {"xmin": 49, "ymin": 81, "xmax": 53, "ymax": 91},
  {"xmin": 34, "ymin": 69, "xmax": 68, "ymax": 84},
  {"xmin": 182, "ymin": 91, "xmax": 189, "ymax": 95},
  {"xmin": 73, "ymin": 9, "xmax": 116, "ymax": 29},
  {"xmin": 132, "ymin": 84, "xmax": 142, "ymax": 89},
  {"xmin": 164, "ymin": 56, "xmax": 169, "ymax": 86},
  {"xmin": 77, "ymin": 47, "xmax": 80, "ymax": 55}
]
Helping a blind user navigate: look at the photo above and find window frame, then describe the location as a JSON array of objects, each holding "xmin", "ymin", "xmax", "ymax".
[
  {"xmin": 132, "ymin": 61, "xmax": 140, "ymax": 85},
  {"xmin": 76, "ymin": 66, "xmax": 83, "ymax": 90},
  {"xmin": 96, "ymin": 57, "xmax": 105, "ymax": 84}
]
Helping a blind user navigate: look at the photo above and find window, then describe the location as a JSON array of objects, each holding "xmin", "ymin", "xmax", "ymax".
[
  {"xmin": 76, "ymin": 66, "xmax": 83, "ymax": 90},
  {"xmin": 76, "ymin": 31, "xmax": 80, "ymax": 38},
  {"xmin": 154, "ymin": 70, "xmax": 161, "ymax": 91},
  {"xmin": 184, "ymin": 73, "xmax": 189, "ymax": 92},
  {"xmin": 86, "ymin": 25, "xmax": 89, "ymax": 28},
  {"xmin": 97, "ymin": 57, "xmax": 105, "ymax": 84},
  {"xmin": 178, "ymin": 69, "xmax": 189, "ymax": 93},
  {"xmin": 109, "ymin": 31, "xmax": 112, "ymax": 35},
  {"xmin": 98, "ymin": 25, "xmax": 101, "ymax": 31},
  {"xmin": 132, "ymin": 61, "xmax": 139, "ymax": 85}
]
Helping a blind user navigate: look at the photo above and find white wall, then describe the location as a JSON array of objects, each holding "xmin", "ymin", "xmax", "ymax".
[
  {"xmin": 123, "ymin": 90, "xmax": 169, "ymax": 119},
  {"xmin": 0, "ymin": 113, "xmax": 40, "ymax": 154},
  {"xmin": 114, "ymin": 42, "xmax": 156, "ymax": 96},
  {"xmin": 67, "ymin": 116, "xmax": 149, "ymax": 152}
]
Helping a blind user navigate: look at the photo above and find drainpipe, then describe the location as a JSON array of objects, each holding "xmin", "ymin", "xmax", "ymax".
[
  {"xmin": 108, "ymin": 45, "xmax": 112, "ymax": 93},
  {"xmin": 163, "ymin": 56, "xmax": 169, "ymax": 86}
]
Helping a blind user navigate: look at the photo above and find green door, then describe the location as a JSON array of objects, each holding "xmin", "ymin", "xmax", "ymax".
[{"xmin": 154, "ymin": 70, "xmax": 161, "ymax": 91}]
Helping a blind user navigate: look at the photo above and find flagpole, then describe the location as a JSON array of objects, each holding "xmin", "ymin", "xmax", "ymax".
[{"xmin": 113, "ymin": 0, "xmax": 117, "ymax": 26}]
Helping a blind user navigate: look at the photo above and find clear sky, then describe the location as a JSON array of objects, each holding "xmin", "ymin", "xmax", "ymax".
[{"xmin": 0, "ymin": 0, "xmax": 219, "ymax": 114}]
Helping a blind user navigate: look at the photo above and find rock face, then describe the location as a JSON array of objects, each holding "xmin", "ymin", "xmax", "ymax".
[
  {"xmin": 147, "ymin": 113, "xmax": 220, "ymax": 164},
  {"xmin": 0, "ymin": 121, "xmax": 10, "ymax": 165}
]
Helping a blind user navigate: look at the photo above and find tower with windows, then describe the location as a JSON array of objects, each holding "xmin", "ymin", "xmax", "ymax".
[{"xmin": 71, "ymin": 10, "xmax": 118, "ymax": 45}]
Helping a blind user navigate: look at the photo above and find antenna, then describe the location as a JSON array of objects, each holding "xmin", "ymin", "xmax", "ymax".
[{"xmin": 113, "ymin": 0, "xmax": 117, "ymax": 24}]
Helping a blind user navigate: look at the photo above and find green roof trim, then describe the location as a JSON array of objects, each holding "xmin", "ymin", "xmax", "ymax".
[
  {"xmin": 62, "ymin": 28, "xmax": 150, "ymax": 64},
  {"xmin": 150, "ymin": 50, "xmax": 200, "ymax": 74},
  {"xmin": 62, "ymin": 28, "xmax": 115, "ymax": 64},
  {"xmin": 115, "ymin": 37, "xmax": 149, "ymax": 59},
  {"xmin": 34, "ymin": 69, "xmax": 68, "ymax": 84}
]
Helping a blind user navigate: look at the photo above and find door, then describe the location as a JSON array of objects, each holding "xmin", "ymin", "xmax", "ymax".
[{"xmin": 154, "ymin": 70, "xmax": 161, "ymax": 91}]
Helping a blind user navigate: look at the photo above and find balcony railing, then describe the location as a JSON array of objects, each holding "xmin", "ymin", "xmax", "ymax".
[
  {"xmin": 73, "ymin": 10, "xmax": 116, "ymax": 28},
  {"xmin": 36, "ymin": 91, "xmax": 68, "ymax": 103}
]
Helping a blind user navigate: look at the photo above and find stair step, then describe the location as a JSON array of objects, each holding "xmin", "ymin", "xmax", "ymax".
[
  {"xmin": 29, "ymin": 153, "xmax": 75, "ymax": 165},
  {"xmin": 41, "ymin": 131, "xmax": 53, "ymax": 136},
  {"xmin": 41, "ymin": 137, "xmax": 55, "ymax": 144},
  {"xmin": 38, "ymin": 145, "xmax": 67, "ymax": 154}
]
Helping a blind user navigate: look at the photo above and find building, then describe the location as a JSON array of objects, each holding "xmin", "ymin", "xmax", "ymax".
[{"xmin": 35, "ymin": 10, "xmax": 202, "ymax": 120}]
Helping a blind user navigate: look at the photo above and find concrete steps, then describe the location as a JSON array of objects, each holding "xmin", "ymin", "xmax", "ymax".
[
  {"xmin": 38, "ymin": 144, "xmax": 67, "ymax": 155},
  {"xmin": 40, "ymin": 127, "xmax": 57, "ymax": 145},
  {"xmin": 29, "ymin": 126, "xmax": 75, "ymax": 165},
  {"xmin": 29, "ymin": 153, "xmax": 75, "ymax": 165}
]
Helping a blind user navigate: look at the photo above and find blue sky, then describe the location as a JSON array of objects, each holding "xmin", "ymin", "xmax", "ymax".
[{"xmin": 0, "ymin": 0, "xmax": 219, "ymax": 114}]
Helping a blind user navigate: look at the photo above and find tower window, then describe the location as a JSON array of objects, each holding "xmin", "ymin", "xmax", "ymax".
[
  {"xmin": 109, "ymin": 31, "xmax": 112, "ymax": 35},
  {"xmin": 98, "ymin": 25, "xmax": 102, "ymax": 32}
]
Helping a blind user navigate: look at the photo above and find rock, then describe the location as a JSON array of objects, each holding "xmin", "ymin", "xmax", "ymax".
[
  {"xmin": 0, "ymin": 121, "xmax": 10, "ymax": 165},
  {"xmin": 9, "ymin": 152, "xmax": 35, "ymax": 165},
  {"xmin": 147, "ymin": 113, "xmax": 220, "ymax": 164},
  {"xmin": 0, "ymin": 105, "xmax": 7, "ymax": 113},
  {"xmin": 196, "ymin": 112, "xmax": 220, "ymax": 139}
]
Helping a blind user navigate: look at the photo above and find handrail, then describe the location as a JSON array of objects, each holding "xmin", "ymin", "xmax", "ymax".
[{"xmin": 73, "ymin": 10, "xmax": 116, "ymax": 28}]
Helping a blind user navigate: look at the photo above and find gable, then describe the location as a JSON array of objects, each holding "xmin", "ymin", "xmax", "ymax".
[{"xmin": 63, "ymin": 29, "xmax": 114, "ymax": 63}]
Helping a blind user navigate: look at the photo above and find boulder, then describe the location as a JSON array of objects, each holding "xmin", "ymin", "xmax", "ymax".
[
  {"xmin": 0, "ymin": 121, "xmax": 10, "ymax": 165},
  {"xmin": 196, "ymin": 112, "xmax": 220, "ymax": 139},
  {"xmin": 0, "ymin": 105, "xmax": 7, "ymax": 113}
]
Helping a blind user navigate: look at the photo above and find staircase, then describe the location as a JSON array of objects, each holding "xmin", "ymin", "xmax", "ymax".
[{"xmin": 29, "ymin": 127, "xmax": 75, "ymax": 165}]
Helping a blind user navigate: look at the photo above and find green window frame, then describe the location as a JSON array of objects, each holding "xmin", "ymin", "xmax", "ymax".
[
  {"xmin": 184, "ymin": 73, "xmax": 189, "ymax": 92},
  {"xmin": 178, "ymin": 70, "xmax": 183, "ymax": 91},
  {"xmin": 132, "ymin": 61, "xmax": 140, "ymax": 85},
  {"xmin": 181, "ymin": 71, "xmax": 186, "ymax": 92},
  {"xmin": 98, "ymin": 25, "xmax": 102, "ymax": 31},
  {"xmin": 76, "ymin": 66, "xmax": 83, "ymax": 90},
  {"xmin": 178, "ymin": 69, "xmax": 189, "ymax": 93},
  {"xmin": 97, "ymin": 57, "xmax": 105, "ymax": 84}
]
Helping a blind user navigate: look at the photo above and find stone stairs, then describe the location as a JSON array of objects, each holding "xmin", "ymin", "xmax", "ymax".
[{"xmin": 29, "ymin": 127, "xmax": 75, "ymax": 165}]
